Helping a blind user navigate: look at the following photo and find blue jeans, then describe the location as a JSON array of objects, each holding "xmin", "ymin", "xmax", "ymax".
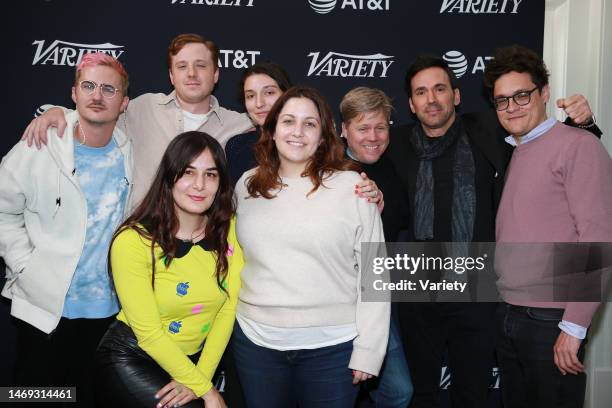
[
  {"xmin": 368, "ymin": 318, "xmax": 413, "ymax": 407},
  {"xmin": 231, "ymin": 322, "xmax": 359, "ymax": 408}
]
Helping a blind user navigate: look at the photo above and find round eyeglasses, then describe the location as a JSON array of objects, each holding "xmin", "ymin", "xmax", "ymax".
[
  {"xmin": 78, "ymin": 80, "xmax": 120, "ymax": 99},
  {"xmin": 493, "ymin": 86, "xmax": 539, "ymax": 111}
]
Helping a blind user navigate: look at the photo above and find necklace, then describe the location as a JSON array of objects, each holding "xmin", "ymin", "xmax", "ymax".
[
  {"xmin": 77, "ymin": 122, "xmax": 87, "ymax": 146},
  {"xmin": 177, "ymin": 219, "xmax": 207, "ymax": 243},
  {"xmin": 190, "ymin": 228, "xmax": 206, "ymax": 242}
]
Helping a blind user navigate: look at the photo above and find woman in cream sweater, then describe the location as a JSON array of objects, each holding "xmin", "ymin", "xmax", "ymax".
[{"xmin": 233, "ymin": 86, "xmax": 389, "ymax": 408}]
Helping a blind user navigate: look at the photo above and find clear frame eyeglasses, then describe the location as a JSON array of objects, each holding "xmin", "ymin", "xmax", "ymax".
[
  {"xmin": 78, "ymin": 80, "xmax": 120, "ymax": 99},
  {"xmin": 493, "ymin": 86, "xmax": 539, "ymax": 111}
]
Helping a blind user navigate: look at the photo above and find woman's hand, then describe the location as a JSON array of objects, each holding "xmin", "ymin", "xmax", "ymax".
[
  {"xmin": 355, "ymin": 172, "xmax": 384, "ymax": 212},
  {"xmin": 202, "ymin": 387, "xmax": 227, "ymax": 408},
  {"xmin": 352, "ymin": 369, "xmax": 374, "ymax": 384},
  {"xmin": 155, "ymin": 379, "xmax": 197, "ymax": 408}
]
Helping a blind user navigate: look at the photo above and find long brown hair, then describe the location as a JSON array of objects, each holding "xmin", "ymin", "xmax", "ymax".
[
  {"xmin": 110, "ymin": 131, "xmax": 235, "ymax": 291},
  {"xmin": 247, "ymin": 86, "xmax": 359, "ymax": 198}
]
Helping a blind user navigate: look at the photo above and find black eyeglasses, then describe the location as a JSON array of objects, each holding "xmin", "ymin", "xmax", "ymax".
[
  {"xmin": 493, "ymin": 86, "xmax": 539, "ymax": 111},
  {"xmin": 78, "ymin": 80, "xmax": 120, "ymax": 99}
]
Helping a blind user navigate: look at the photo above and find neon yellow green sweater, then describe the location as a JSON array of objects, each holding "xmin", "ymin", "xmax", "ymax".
[{"xmin": 111, "ymin": 220, "xmax": 242, "ymax": 397}]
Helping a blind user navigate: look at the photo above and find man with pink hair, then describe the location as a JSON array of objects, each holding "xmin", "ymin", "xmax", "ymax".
[
  {"xmin": 23, "ymin": 34, "xmax": 254, "ymax": 208},
  {"xmin": 0, "ymin": 52, "xmax": 132, "ymax": 407}
]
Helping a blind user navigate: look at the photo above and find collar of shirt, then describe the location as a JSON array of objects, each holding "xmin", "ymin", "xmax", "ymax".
[
  {"xmin": 174, "ymin": 236, "xmax": 212, "ymax": 259},
  {"xmin": 346, "ymin": 147, "xmax": 360, "ymax": 162},
  {"xmin": 159, "ymin": 91, "xmax": 224, "ymax": 126},
  {"xmin": 504, "ymin": 117, "xmax": 557, "ymax": 146}
]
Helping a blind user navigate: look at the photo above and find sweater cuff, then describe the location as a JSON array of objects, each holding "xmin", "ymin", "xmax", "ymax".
[
  {"xmin": 193, "ymin": 380, "xmax": 213, "ymax": 399},
  {"xmin": 561, "ymin": 302, "xmax": 599, "ymax": 328},
  {"xmin": 348, "ymin": 345, "xmax": 386, "ymax": 377}
]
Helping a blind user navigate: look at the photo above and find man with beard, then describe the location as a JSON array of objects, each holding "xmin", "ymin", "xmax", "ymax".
[
  {"xmin": 22, "ymin": 33, "xmax": 253, "ymax": 208},
  {"xmin": 386, "ymin": 54, "xmax": 601, "ymax": 408}
]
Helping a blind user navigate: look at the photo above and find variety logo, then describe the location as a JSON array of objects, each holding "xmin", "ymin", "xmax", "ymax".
[
  {"xmin": 307, "ymin": 51, "xmax": 394, "ymax": 77},
  {"xmin": 440, "ymin": 0, "xmax": 522, "ymax": 14},
  {"xmin": 32, "ymin": 40, "xmax": 125, "ymax": 67},
  {"xmin": 218, "ymin": 49, "xmax": 260, "ymax": 69},
  {"xmin": 170, "ymin": 0, "xmax": 254, "ymax": 6},
  {"xmin": 443, "ymin": 50, "xmax": 493, "ymax": 78},
  {"xmin": 308, "ymin": 0, "xmax": 389, "ymax": 14}
]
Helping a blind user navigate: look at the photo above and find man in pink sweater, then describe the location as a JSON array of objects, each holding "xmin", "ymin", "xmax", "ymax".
[{"xmin": 484, "ymin": 45, "xmax": 612, "ymax": 408}]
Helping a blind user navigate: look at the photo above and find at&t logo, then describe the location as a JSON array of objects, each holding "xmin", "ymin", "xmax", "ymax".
[
  {"xmin": 32, "ymin": 40, "xmax": 125, "ymax": 67},
  {"xmin": 308, "ymin": 0, "xmax": 389, "ymax": 14},
  {"xmin": 442, "ymin": 50, "xmax": 492, "ymax": 78},
  {"xmin": 218, "ymin": 49, "xmax": 260, "ymax": 69},
  {"xmin": 307, "ymin": 51, "xmax": 393, "ymax": 77}
]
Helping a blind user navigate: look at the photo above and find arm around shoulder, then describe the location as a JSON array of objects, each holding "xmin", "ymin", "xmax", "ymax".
[{"xmin": 22, "ymin": 106, "xmax": 72, "ymax": 148}]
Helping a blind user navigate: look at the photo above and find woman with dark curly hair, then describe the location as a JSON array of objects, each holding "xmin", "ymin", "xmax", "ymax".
[{"xmin": 95, "ymin": 131, "xmax": 242, "ymax": 408}]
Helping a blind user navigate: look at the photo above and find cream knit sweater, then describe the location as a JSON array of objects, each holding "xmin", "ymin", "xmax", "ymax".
[{"xmin": 235, "ymin": 169, "xmax": 389, "ymax": 375}]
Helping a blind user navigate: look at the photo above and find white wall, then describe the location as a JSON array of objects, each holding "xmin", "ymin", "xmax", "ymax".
[{"xmin": 544, "ymin": 1, "xmax": 612, "ymax": 407}]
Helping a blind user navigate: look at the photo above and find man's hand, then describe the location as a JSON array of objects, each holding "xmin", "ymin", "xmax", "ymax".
[
  {"xmin": 553, "ymin": 331, "xmax": 585, "ymax": 375},
  {"xmin": 556, "ymin": 94, "xmax": 594, "ymax": 125},
  {"xmin": 21, "ymin": 107, "xmax": 67, "ymax": 149}
]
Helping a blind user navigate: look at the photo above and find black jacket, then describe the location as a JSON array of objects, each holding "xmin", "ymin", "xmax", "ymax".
[
  {"xmin": 350, "ymin": 154, "xmax": 411, "ymax": 242},
  {"xmin": 385, "ymin": 110, "xmax": 602, "ymax": 242},
  {"xmin": 386, "ymin": 110, "xmax": 511, "ymax": 242}
]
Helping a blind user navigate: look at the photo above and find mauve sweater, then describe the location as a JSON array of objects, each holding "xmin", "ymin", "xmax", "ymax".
[{"xmin": 496, "ymin": 122, "xmax": 612, "ymax": 327}]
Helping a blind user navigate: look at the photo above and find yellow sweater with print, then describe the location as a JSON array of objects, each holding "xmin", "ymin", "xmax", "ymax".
[{"xmin": 111, "ymin": 221, "xmax": 243, "ymax": 397}]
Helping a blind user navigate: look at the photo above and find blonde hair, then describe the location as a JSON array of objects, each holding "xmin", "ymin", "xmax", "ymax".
[{"xmin": 339, "ymin": 87, "xmax": 393, "ymax": 124}]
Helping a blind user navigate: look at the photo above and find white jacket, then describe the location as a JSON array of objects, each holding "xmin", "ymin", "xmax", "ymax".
[{"xmin": 0, "ymin": 111, "xmax": 133, "ymax": 333}]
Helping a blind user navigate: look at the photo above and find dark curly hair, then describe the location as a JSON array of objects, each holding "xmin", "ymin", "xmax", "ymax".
[{"xmin": 483, "ymin": 45, "xmax": 549, "ymax": 93}]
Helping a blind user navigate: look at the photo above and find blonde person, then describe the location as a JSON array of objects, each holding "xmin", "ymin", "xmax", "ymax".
[{"xmin": 340, "ymin": 87, "xmax": 413, "ymax": 408}]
